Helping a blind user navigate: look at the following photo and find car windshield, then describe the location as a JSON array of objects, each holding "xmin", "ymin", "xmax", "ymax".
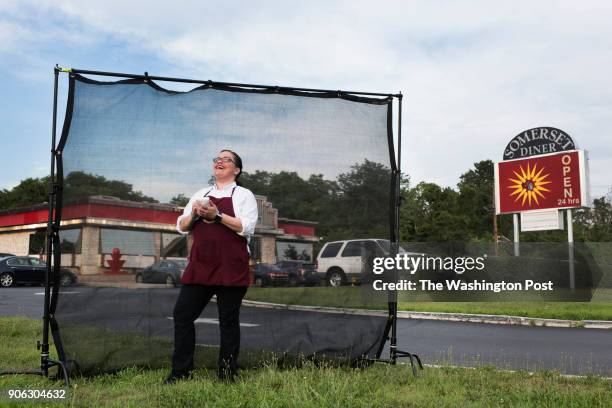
[
  {"xmin": 375, "ymin": 240, "xmax": 406, "ymax": 254},
  {"xmin": 175, "ymin": 260, "xmax": 187, "ymax": 268},
  {"xmin": 377, "ymin": 240, "xmax": 390, "ymax": 254}
]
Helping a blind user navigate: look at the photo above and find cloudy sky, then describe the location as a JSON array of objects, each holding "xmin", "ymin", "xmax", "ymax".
[{"xmin": 1, "ymin": 0, "xmax": 611, "ymax": 199}]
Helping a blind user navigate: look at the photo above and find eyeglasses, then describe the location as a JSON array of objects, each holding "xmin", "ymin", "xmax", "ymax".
[{"xmin": 212, "ymin": 157, "xmax": 235, "ymax": 164}]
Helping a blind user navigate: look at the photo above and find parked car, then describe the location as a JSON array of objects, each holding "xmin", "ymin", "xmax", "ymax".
[
  {"xmin": 275, "ymin": 260, "xmax": 319, "ymax": 286},
  {"xmin": 0, "ymin": 256, "xmax": 77, "ymax": 287},
  {"xmin": 316, "ymin": 239, "xmax": 405, "ymax": 287},
  {"xmin": 252, "ymin": 263, "xmax": 290, "ymax": 287},
  {"xmin": 0, "ymin": 252, "xmax": 16, "ymax": 260},
  {"xmin": 135, "ymin": 259, "xmax": 187, "ymax": 287}
]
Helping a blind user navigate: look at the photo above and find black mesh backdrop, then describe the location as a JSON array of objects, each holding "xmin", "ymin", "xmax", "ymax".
[{"xmin": 51, "ymin": 73, "xmax": 395, "ymax": 375}]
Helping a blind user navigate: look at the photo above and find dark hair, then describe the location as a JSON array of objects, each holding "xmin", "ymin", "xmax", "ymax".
[{"xmin": 220, "ymin": 149, "xmax": 243, "ymax": 183}]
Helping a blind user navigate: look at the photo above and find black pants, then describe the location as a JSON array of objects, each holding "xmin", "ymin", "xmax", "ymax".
[{"xmin": 171, "ymin": 285, "xmax": 248, "ymax": 376}]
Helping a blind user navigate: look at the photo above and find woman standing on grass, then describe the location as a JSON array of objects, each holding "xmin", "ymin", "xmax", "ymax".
[{"xmin": 166, "ymin": 149, "xmax": 258, "ymax": 383}]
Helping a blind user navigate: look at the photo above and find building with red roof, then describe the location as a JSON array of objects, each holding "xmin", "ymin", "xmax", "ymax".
[{"xmin": 0, "ymin": 195, "xmax": 317, "ymax": 275}]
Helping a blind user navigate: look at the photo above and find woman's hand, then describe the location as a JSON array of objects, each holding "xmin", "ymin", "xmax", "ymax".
[
  {"xmin": 197, "ymin": 201, "xmax": 218, "ymax": 221},
  {"xmin": 191, "ymin": 199, "xmax": 242, "ymax": 232}
]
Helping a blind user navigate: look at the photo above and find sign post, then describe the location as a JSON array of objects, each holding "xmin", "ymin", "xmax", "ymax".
[
  {"xmin": 567, "ymin": 209, "xmax": 575, "ymax": 289},
  {"xmin": 513, "ymin": 214, "xmax": 520, "ymax": 256}
]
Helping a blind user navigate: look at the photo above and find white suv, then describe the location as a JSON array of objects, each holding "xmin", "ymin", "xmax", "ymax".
[{"xmin": 316, "ymin": 239, "xmax": 396, "ymax": 287}]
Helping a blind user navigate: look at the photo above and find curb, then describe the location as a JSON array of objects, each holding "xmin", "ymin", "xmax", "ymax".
[
  {"xmin": 241, "ymin": 300, "xmax": 612, "ymax": 329},
  {"xmin": 395, "ymin": 310, "xmax": 612, "ymax": 329},
  {"xmin": 241, "ymin": 300, "xmax": 388, "ymax": 317}
]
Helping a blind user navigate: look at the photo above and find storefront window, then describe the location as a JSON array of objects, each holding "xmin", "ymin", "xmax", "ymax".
[
  {"xmin": 276, "ymin": 241, "xmax": 312, "ymax": 261},
  {"xmin": 60, "ymin": 229, "xmax": 82, "ymax": 254},
  {"xmin": 28, "ymin": 230, "xmax": 46, "ymax": 255},
  {"xmin": 249, "ymin": 236, "xmax": 261, "ymax": 262},
  {"xmin": 28, "ymin": 228, "xmax": 82, "ymax": 255},
  {"xmin": 100, "ymin": 229, "xmax": 156, "ymax": 255},
  {"xmin": 161, "ymin": 233, "xmax": 187, "ymax": 257}
]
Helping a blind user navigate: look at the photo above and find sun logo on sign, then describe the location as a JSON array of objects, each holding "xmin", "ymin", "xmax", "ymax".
[{"xmin": 507, "ymin": 163, "xmax": 552, "ymax": 206}]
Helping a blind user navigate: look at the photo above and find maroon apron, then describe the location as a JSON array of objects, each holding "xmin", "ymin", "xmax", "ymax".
[{"xmin": 181, "ymin": 188, "xmax": 250, "ymax": 286}]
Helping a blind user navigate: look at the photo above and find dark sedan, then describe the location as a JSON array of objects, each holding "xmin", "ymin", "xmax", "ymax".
[
  {"xmin": 252, "ymin": 263, "xmax": 290, "ymax": 287},
  {"xmin": 275, "ymin": 260, "xmax": 320, "ymax": 286},
  {"xmin": 135, "ymin": 259, "xmax": 187, "ymax": 286},
  {"xmin": 0, "ymin": 256, "xmax": 77, "ymax": 287},
  {"xmin": 0, "ymin": 252, "xmax": 16, "ymax": 260}
]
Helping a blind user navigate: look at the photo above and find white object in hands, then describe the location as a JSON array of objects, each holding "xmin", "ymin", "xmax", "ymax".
[
  {"xmin": 196, "ymin": 197, "xmax": 211, "ymax": 208},
  {"xmin": 192, "ymin": 197, "xmax": 211, "ymax": 221}
]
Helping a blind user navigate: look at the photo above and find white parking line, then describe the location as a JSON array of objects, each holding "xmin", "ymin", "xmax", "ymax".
[
  {"xmin": 166, "ymin": 317, "xmax": 259, "ymax": 327},
  {"xmin": 196, "ymin": 343, "xmax": 220, "ymax": 348},
  {"xmin": 34, "ymin": 292, "xmax": 80, "ymax": 295}
]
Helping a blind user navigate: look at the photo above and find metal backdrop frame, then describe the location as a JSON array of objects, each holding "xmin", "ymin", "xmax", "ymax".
[
  {"xmin": 0, "ymin": 66, "xmax": 70, "ymax": 386},
  {"xmin": 10, "ymin": 66, "xmax": 422, "ymax": 383}
]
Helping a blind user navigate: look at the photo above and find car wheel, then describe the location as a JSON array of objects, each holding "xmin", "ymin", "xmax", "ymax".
[
  {"xmin": 165, "ymin": 275, "xmax": 176, "ymax": 287},
  {"xmin": 59, "ymin": 274, "xmax": 73, "ymax": 287},
  {"xmin": 327, "ymin": 269, "xmax": 345, "ymax": 287},
  {"xmin": 254, "ymin": 277, "xmax": 264, "ymax": 287},
  {"xmin": 135, "ymin": 273, "xmax": 144, "ymax": 283},
  {"xmin": 0, "ymin": 272, "xmax": 15, "ymax": 288}
]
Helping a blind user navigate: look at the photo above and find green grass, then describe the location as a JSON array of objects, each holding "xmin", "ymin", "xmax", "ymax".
[
  {"xmin": 1, "ymin": 317, "xmax": 611, "ymax": 407},
  {"xmin": 243, "ymin": 287, "xmax": 612, "ymax": 321},
  {"xmin": 244, "ymin": 287, "xmax": 386, "ymax": 310}
]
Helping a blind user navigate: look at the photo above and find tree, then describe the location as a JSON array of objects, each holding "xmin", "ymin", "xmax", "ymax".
[
  {"xmin": 239, "ymin": 170, "xmax": 273, "ymax": 197},
  {"xmin": 63, "ymin": 171, "xmax": 157, "ymax": 203},
  {"xmin": 169, "ymin": 194, "xmax": 189, "ymax": 206},
  {"xmin": 332, "ymin": 160, "xmax": 393, "ymax": 239},
  {"xmin": 401, "ymin": 182, "xmax": 471, "ymax": 242},
  {"xmin": 587, "ymin": 197, "xmax": 612, "ymax": 240},
  {"xmin": 457, "ymin": 160, "xmax": 495, "ymax": 240},
  {"xmin": 241, "ymin": 170, "xmax": 311, "ymax": 220},
  {"xmin": 241, "ymin": 170, "xmax": 339, "ymax": 239},
  {"xmin": 0, "ymin": 172, "xmax": 158, "ymax": 212},
  {"xmin": 572, "ymin": 197, "xmax": 612, "ymax": 241},
  {"xmin": 0, "ymin": 177, "xmax": 49, "ymax": 211},
  {"xmin": 240, "ymin": 160, "xmax": 394, "ymax": 243}
]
